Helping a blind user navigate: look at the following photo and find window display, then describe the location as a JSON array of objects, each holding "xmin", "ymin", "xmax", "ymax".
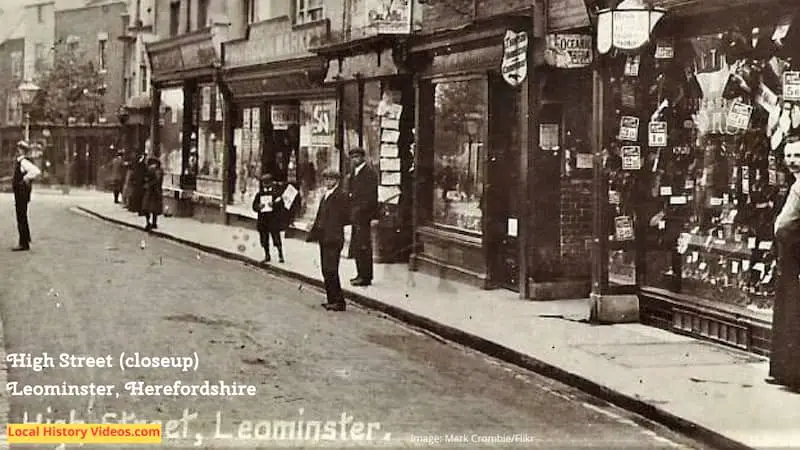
[
  {"xmin": 605, "ymin": 30, "xmax": 797, "ymax": 312},
  {"xmin": 230, "ymin": 106, "xmax": 262, "ymax": 210},
  {"xmin": 295, "ymin": 99, "xmax": 338, "ymax": 228},
  {"xmin": 158, "ymin": 87, "xmax": 183, "ymax": 189},
  {"xmin": 431, "ymin": 79, "xmax": 486, "ymax": 233},
  {"xmin": 195, "ymin": 84, "xmax": 224, "ymax": 198}
]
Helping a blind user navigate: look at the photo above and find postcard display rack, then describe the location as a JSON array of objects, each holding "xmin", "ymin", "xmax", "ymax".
[
  {"xmin": 377, "ymin": 101, "xmax": 403, "ymax": 205},
  {"xmin": 605, "ymin": 33, "xmax": 798, "ymax": 310}
]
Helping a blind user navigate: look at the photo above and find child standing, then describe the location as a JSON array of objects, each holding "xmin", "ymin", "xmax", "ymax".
[{"xmin": 252, "ymin": 173, "xmax": 285, "ymax": 263}]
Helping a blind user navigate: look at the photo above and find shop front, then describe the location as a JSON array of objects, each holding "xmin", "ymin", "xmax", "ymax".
[
  {"xmin": 587, "ymin": 0, "xmax": 798, "ymax": 354},
  {"xmin": 146, "ymin": 28, "xmax": 226, "ymax": 220},
  {"xmin": 312, "ymin": 34, "xmax": 416, "ymax": 263},
  {"xmin": 221, "ymin": 17, "xmax": 333, "ymax": 233},
  {"xmin": 409, "ymin": 15, "xmax": 533, "ymax": 291}
]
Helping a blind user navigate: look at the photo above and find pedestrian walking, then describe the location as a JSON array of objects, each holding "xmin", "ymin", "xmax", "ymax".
[
  {"xmin": 307, "ymin": 170, "xmax": 349, "ymax": 311},
  {"xmin": 128, "ymin": 153, "xmax": 147, "ymax": 215},
  {"xmin": 768, "ymin": 139, "xmax": 800, "ymax": 389},
  {"xmin": 346, "ymin": 147, "xmax": 379, "ymax": 286},
  {"xmin": 252, "ymin": 173, "xmax": 286, "ymax": 263},
  {"xmin": 121, "ymin": 153, "xmax": 133, "ymax": 208},
  {"xmin": 109, "ymin": 148, "xmax": 125, "ymax": 204},
  {"xmin": 11, "ymin": 141, "xmax": 41, "ymax": 252},
  {"xmin": 141, "ymin": 156, "xmax": 164, "ymax": 231}
]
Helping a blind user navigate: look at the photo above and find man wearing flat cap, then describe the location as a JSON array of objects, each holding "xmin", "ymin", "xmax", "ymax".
[
  {"xmin": 346, "ymin": 147, "xmax": 379, "ymax": 286},
  {"xmin": 12, "ymin": 141, "xmax": 41, "ymax": 251}
]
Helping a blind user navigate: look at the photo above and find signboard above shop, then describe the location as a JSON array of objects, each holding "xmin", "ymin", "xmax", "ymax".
[
  {"xmin": 147, "ymin": 29, "xmax": 219, "ymax": 75},
  {"xmin": 365, "ymin": 0, "xmax": 412, "ymax": 34},
  {"xmin": 545, "ymin": 34, "xmax": 592, "ymax": 68},
  {"xmin": 224, "ymin": 16, "xmax": 330, "ymax": 68}
]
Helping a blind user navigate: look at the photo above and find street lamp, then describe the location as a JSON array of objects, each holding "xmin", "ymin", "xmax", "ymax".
[
  {"xmin": 590, "ymin": 0, "xmax": 666, "ymax": 55},
  {"xmin": 18, "ymin": 81, "xmax": 41, "ymax": 142}
]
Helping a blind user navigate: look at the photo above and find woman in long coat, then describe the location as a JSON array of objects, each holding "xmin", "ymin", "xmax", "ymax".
[
  {"xmin": 128, "ymin": 154, "xmax": 147, "ymax": 215},
  {"xmin": 142, "ymin": 157, "xmax": 164, "ymax": 231}
]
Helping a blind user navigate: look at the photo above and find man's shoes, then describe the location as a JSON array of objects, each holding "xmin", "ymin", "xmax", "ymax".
[
  {"xmin": 350, "ymin": 277, "xmax": 359, "ymax": 282},
  {"xmin": 11, "ymin": 246, "xmax": 30, "ymax": 252},
  {"xmin": 350, "ymin": 278, "xmax": 371, "ymax": 286},
  {"xmin": 322, "ymin": 303, "xmax": 346, "ymax": 311},
  {"xmin": 144, "ymin": 223, "xmax": 152, "ymax": 231}
]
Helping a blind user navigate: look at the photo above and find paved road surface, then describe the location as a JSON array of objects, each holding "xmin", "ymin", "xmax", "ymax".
[{"xmin": 0, "ymin": 194, "xmax": 711, "ymax": 449}]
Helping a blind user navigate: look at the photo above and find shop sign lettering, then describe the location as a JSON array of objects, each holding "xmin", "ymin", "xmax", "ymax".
[
  {"xmin": 225, "ymin": 19, "xmax": 328, "ymax": 66},
  {"xmin": 611, "ymin": 10, "xmax": 652, "ymax": 50},
  {"xmin": 545, "ymin": 34, "xmax": 592, "ymax": 68},
  {"xmin": 181, "ymin": 41, "xmax": 218, "ymax": 68},
  {"xmin": 502, "ymin": 30, "xmax": 528, "ymax": 87},
  {"xmin": 271, "ymin": 105, "xmax": 299, "ymax": 130},
  {"xmin": 150, "ymin": 48, "xmax": 183, "ymax": 73}
]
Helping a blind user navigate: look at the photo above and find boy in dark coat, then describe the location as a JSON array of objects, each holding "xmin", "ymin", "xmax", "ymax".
[
  {"xmin": 128, "ymin": 154, "xmax": 147, "ymax": 214},
  {"xmin": 307, "ymin": 170, "xmax": 350, "ymax": 311},
  {"xmin": 142, "ymin": 157, "xmax": 164, "ymax": 231},
  {"xmin": 252, "ymin": 173, "xmax": 286, "ymax": 263}
]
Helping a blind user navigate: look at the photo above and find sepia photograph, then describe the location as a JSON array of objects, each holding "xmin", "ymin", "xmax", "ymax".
[{"xmin": 0, "ymin": 0, "xmax": 797, "ymax": 448}]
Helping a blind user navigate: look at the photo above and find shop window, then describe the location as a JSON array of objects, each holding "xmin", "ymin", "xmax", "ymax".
[
  {"xmin": 98, "ymin": 36, "xmax": 107, "ymax": 72},
  {"xmin": 431, "ymin": 79, "xmax": 486, "ymax": 234},
  {"xmin": 158, "ymin": 87, "xmax": 184, "ymax": 189},
  {"xmin": 231, "ymin": 106, "xmax": 263, "ymax": 209},
  {"xmin": 296, "ymin": 99, "xmax": 338, "ymax": 228},
  {"xmin": 195, "ymin": 84, "xmax": 224, "ymax": 197},
  {"xmin": 295, "ymin": 0, "xmax": 324, "ymax": 25}
]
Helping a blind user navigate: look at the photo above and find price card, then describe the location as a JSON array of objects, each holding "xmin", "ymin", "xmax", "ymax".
[
  {"xmin": 614, "ymin": 216, "xmax": 635, "ymax": 241},
  {"xmin": 669, "ymin": 195, "xmax": 688, "ymax": 205},
  {"xmin": 742, "ymin": 260, "xmax": 751, "ymax": 271},
  {"xmin": 783, "ymin": 72, "xmax": 800, "ymax": 100},
  {"xmin": 655, "ymin": 41, "xmax": 674, "ymax": 59},
  {"xmin": 759, "ymin": 240, "xmax": 773, "ymax": 250},
  {"xmin": 731, "ymin": 260, "xmax": 740, "ymax": 274},
  {"xmin": 748, "ymin": 237, "xmax": 757, "ymax": 249},
  {"xmin": 726, "ymin": 100, "xmax": 753, "ymax": 131},
  {"xmin": 691, "ymin": 251, "xmax": 699, "ymax": 263},
  {"xmin": 621, "ymin": 146, "xmax": 642, "ymax": 170},
  {"xmin": 660, "ymin": 186, "xmax": 673, "ymax": 196},
  {"xmin": 624, "ymin": 55, "xmax": 641, "ymax": 76},
  {"xmin": 710, "ymin": 197, "xmax": 723, "ymax": 206},
  {"xmin": 648, "ymin": 121, "xmax": 667, "ymax": 147},
  {"xmin": 618, "ymin": 116, "xmax": 640, "ymax": 141},
  {"xmin": 608, "ymin": 190, "xmax": 621, "ymax": 204},
  {"xmin": 685, "ymin": 179, "xmax": 695, "ymax": 189}
]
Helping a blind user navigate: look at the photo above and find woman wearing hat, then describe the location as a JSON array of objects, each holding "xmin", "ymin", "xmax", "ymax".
[
  {"xmin": 252, "ymin": 173, "xmax": 286, "ymax": 263},
  {"xmin": 141, "ymin": 156, "xmax": 164, "ymax": 230}
]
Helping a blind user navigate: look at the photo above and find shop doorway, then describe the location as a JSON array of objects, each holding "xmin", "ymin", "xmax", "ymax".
[{"xmin": 486, "ymin": 74, "xmax": 521, "ymax": 290}]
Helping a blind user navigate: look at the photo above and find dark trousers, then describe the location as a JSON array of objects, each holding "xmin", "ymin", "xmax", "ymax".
[
  {"xmin": 770, "ymin": 229, "xmax": 800, "ymax": 386},
  {"xmin": 320, "ymin": 243, "xmax": 344, "ymax": 305},
  {"xmin": 15, "ymin": 199, "xmax": 30, "ymax": 247},
  {"xmin": 259, "ymin": 228, "xmax": 282, "ymax": 250},
  {"xmin": 351, "ymin": 222, "xmax": 373, "ymax": 281}
]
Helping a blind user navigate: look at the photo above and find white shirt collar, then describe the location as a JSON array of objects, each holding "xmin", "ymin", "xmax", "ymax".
[
  {"xmin": 355, "ymin": 162, "xmax": 366, "ymax": 175},
  {"xmin": 16, "ymin": 155, "xmax": 27, "ymax": 162}
]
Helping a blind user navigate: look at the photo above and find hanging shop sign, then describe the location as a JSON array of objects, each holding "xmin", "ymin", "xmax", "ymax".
[
  {"xmin": 502, "ymin": 30, "xmax": 528, "ymax": 87},
  {"xmin": 544, "ymin": 34, "xmax": 592, "ymax": 68},
  {"xmin": 270, "ymin": 105, "xmax": 299, "ymax": 130},
  {"xmin": 611, "ymin": 10, "xmax": 653, "ymax": 51},
  {"xmin": 365, "ymin": 0, "xmax": 412, "ymax": 35},
  {"xmin": 783, "ymin": 72, "xmax": 800, "ymax": 101}
]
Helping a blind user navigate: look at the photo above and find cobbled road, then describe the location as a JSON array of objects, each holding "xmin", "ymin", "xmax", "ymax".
[{"xmin": 0, "ymin": 193, "xmax": 712, "ymax": 449}]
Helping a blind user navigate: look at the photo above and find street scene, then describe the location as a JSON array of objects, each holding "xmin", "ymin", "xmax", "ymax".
[
  {"xmin": 2, "ymin": 0, "xmax": 800, "ymax": 448},
  {"xmin": 0, "ymin": 193, "xmax": 707, "ymax": 448}
]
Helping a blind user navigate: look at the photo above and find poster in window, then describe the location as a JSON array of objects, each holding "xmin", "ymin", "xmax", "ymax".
[
  {"xmin": 783, "ymin": 72, "xmax": 800, "ymax": 100},
  {"xmin": 271, "ymin": 104, "xmax": 299, "ymax": 130},
  {"xmin": 614, "ymin": 216, "xmax": 635, "ymax": 241},
  {"xmin": 381, "ymin": 171, "xmax": 401, "ymax": 186},
  {"xmin": 380, "ymin": 158, "xmax": 401, "ymax": 171},
  {"xmin": 726, "ymin": 101, "xmax": 752, "ymax": 131},
  {"xmin": 618, "ymin": 116, "xmax": 639, "ymax": 141},
  {"xmin": 621, "ymin": 145, "xmax": 642, "ymax": 170},
  {"xmin": 539, "ymin": 123, "xmax": 559, "ymax": 150},
  {"xmin": 648, "ymin": 121, "xmax": 667, "ymax": 147},
  {"xmin": 309, "ymin": 100, "xmax": 336, "ymax": 146}
]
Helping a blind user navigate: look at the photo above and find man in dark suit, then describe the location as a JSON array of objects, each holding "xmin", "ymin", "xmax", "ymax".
[
  {"xmin": 307, "ymin": 170, "xmax": 350, "ymax": 311},
  {"xmin": 347, "ymin": 147, "xmax": 379, "ymax": 286},
  {"xmin": 12, "ymin": 141, "xmax": 41, "ymax": 251}
]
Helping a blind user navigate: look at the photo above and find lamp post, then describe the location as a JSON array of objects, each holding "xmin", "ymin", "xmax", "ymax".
[
  {"xmin": 584, "ymin": 0, "xmax": 666, "ymax": 322},
  {"xmin": 18, "ymin": 81, "xmax": 41, "ymax": 142}
]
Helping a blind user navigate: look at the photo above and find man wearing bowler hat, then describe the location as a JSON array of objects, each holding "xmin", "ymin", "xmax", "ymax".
[
  {"xmin": 12, "ymin": 140, "xmax": 41, "ymax": 251},
  {"xmin": 346, "ymin": 146, "xmax": 379, "ymax": 286}
]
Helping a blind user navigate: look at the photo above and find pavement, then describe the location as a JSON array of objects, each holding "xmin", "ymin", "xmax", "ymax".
[{"xmin": 0, "ymin": 191, "xmax": 707, "ymax": 449}]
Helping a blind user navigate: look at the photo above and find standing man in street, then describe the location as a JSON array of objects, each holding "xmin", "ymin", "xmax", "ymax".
[
  {"xmin": 12, "ymin": 141, "xmax": 41, "ymax": 252},
  {"xmin": 307, "ymin": 170, "xmax": 349, "ymax": 311},
  {"xmin": 347, "ymin": 147, "xmax": 379, "ymax": 286},
  {"xmin": 109, "ymin": 147, "xmax": 125, "ymax": 204}
]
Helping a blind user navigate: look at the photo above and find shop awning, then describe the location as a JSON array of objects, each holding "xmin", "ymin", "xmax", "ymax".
[{"xmin": 222, "ymin": 57, "xmax": 329, "ymax": 100}]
